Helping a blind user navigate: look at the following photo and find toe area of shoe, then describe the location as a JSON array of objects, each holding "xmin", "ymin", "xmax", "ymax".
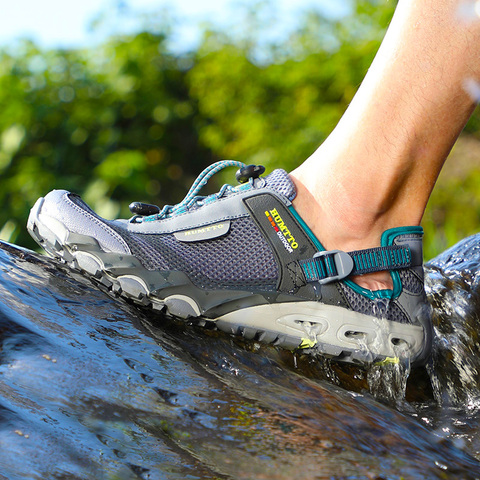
[{"xmin": 29, "ymin": 189, "xmax": 130, "ymax": 255}]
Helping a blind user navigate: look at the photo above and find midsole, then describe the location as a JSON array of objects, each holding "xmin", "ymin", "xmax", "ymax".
[{"xmin": 214, "ymin": 302, "xmax": 425, "ymax": 359}]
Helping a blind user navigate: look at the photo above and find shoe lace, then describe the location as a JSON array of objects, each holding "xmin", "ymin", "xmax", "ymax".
[{"xmin": 139, "ymin": 160, "xmax": 256, "ymax": 222}]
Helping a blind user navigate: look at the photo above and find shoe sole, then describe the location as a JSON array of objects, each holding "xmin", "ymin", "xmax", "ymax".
[{"xmin": 27, "ymin": 197, "xmax": 428, "ymax": 366}]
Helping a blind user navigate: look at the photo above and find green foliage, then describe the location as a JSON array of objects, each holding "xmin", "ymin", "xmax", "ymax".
[
  {"xmin": 189, "ymin": 2, "xmax": 395, "ymax": 174},
  {"xmin": 0, "ymin": 33, "xmax": 210, "ymax": 247},
  {"xmin": 0, "ymin": 0, "xmax": 479, "ymax": 259},
  {"xmin": 422, "ymin": 137, "xmax": 480, "ymax": 260}
]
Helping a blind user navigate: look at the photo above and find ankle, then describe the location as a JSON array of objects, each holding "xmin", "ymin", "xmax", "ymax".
[
  {"xmin": 289, "ymin": 172, "xmax": 387, "ymax": 250},
  {"xmin": 289, "ymin": 173, "xmax": 394, "ymax": 291}
]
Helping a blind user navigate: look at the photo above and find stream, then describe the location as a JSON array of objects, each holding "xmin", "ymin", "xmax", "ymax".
[{"xmin": 1, "ymin": 237, "xmax": 480, "ymax": 479}]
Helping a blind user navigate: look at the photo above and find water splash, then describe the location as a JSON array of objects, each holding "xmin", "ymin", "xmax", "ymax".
[
  {"xmin": 366, "ymin": 341, "xmax": 412, "ymax": 407},
  {"xmin": 344, "ymin": 296, "xmax": 415, "ymax": 406},
  {"xmin": 426, "ymin": 234, "xmax": 480, "ymax": 407}
]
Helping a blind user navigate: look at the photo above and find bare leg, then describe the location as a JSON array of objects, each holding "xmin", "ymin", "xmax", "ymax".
[{"xmin": 290, "ymin": 0, "xmax": 480, "ymax": 289}]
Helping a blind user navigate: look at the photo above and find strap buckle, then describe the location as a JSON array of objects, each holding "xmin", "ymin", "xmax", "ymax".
[{"xmin": 312, "ymin": 250, "xmax": 354, "ymax": 284}]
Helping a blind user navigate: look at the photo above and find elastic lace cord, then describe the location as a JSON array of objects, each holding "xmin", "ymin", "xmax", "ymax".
[{"xmin": 144, "ymin": 160, "xmax": 246, "ymax": 221}]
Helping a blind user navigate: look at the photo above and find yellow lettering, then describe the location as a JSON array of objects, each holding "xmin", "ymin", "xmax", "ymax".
[{"xmin": 267, "ymin": 207, "xmax": 299, "ymax": 251}]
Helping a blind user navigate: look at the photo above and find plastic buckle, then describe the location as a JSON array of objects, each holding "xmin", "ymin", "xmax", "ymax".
[{"xmin": 313, "ymin": 250, "xmax": 354, "ymax": 284}]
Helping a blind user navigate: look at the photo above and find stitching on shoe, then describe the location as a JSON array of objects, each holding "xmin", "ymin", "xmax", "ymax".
[
  {"xmin": 139, "ymin": 213, "xmax": 249, "ymax": 234},
  {"xmin": 286, "ymin": 261, "xmax": 307, "ymax": 293},
  {"xmin": 335, "ymin": 283, "xmax": 349, "ymax": 307}
]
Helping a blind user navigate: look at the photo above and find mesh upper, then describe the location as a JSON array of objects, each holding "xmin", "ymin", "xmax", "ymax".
[
  {"xmin": 110, "ymin": 217, "xmax": 278, "ymax": 290},
  {"xmin": 339, "ymin": 283, "xmax": 409, "ymax": 324},
  {"xmin": 398, "ymin": 269, "xmax": 424, "ymax": 295},
  {"xmin": 265, "ymin": 169, "xmax": 296, "ymax": 201},
  {"xmin": 338, "ymin": 233, "xmax": 425, "ymax": 324},
  {"xmin": 100, "ymin": 169, "xmax": 295, "ymax": 290}
]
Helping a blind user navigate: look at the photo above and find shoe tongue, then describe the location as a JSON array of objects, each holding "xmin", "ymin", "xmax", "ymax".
[{"xmin": 264, "ymin": 169, "xmax": 297, "ymax": 201}]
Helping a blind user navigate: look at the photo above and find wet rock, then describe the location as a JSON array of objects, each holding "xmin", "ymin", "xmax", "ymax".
[{"xmin": 0, "ymin": 241, "xmax": 480, "ymax": 479}]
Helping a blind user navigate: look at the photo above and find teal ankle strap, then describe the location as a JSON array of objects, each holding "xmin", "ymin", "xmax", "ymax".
[{"xmin": 299, "ymin": 245, "xmax": 413, "ymax": 285}]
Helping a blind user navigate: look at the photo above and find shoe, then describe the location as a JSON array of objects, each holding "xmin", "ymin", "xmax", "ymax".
[{"xmin": 27, "ymin": 161, "xmax": 432, "ymax": 366}]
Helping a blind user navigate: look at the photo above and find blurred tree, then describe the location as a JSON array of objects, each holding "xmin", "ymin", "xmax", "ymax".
[
  {"xmin": 422, "ymin": 136, "xmax": 480, "ymax": 260},
  {"xmin": 0, "ymin": 33, "xmax": 210, "ymax": 248},
  {"xmin": 188, "ymin": 0, "xmax": 396, "ymax": 174}
]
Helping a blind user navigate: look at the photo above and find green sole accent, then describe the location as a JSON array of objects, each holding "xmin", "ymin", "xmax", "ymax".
[
  {"xmin": 374, "ymin": 356, "xmax": 400, "ymax": 366},
  {"xmin": 299, "ymin": 337, "xmax": 317, "ymax": 349}
]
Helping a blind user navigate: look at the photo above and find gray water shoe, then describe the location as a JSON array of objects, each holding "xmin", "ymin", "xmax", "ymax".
[{"xmin": 27, "ymin": 161, "xmax": 432, "ymax": 365}]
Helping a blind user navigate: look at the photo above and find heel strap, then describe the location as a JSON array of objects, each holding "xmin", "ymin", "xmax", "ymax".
[{"xmin": 299, "ymin": 245, "xmax": 416, "ymax": 285}]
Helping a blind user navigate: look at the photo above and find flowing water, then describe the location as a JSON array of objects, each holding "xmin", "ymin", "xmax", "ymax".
[{"xmin": 1, "ymin": 238, "xmax": 480, "ymax": 479}]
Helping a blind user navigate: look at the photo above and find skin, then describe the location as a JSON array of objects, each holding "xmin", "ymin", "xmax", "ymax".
[{"xmin": 290, "ymin": 0, "xmax": 480, "ymax": 289}]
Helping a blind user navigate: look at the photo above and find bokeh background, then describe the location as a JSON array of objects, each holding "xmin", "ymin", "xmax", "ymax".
[{"xmin": 1, "ymin": 0, "xmax": 479, "ymax": 259}]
